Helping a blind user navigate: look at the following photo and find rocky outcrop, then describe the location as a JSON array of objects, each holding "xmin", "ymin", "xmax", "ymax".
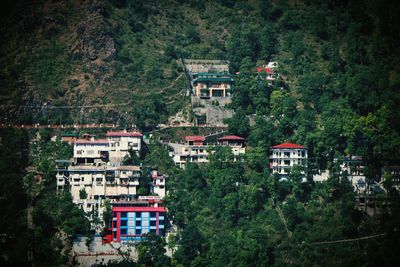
[{"xmin": 72, "ymin": 1, "xmax": 116, "ymax": 61}]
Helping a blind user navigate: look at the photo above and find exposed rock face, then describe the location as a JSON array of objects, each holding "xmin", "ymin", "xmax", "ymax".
[{"xmin": 73, "ymin": 1, "xmax": 116, "ymax": 61}]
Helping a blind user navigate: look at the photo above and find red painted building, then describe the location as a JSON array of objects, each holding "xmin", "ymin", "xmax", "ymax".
[
  {"xmin": 111, "ymin": 203, "xmax": 166, "ymax": 242},
  {"xmin": 184, "ymin": 135, "xmax": 206, "ymax": 146}
]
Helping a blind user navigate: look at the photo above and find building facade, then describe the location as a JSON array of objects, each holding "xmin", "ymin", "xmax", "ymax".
[
  {"xmin": 72, "ymin": 130, "xmax": 142, "ymax": 165},
  {"xmin": 270, "ymin": 142, "xmax": 308, "ymax": 179},
  {"xmin": 217, "ymin": 135, "xmax": 246, "ymax": 157},
  {"xmin": 74, "ymin": 139, "xmax": 109, "ymax": 164},
  {"xmin": 192, "ymin": 73, "xmax": 233, "ymax": 98},
  {"xmin": 55, "ymin": 130, "xmax": 144, "ymax": 230},
  {"xmin": 61, "ymin": 133, "xmax": 79, "ymax": 144},
  {"xmin": 168, "ymin": 135, "xmax": 246, "ymax": 168},
  {"xmin": 111, "ymin": 204, "xmax": 166, "ymax": 242},
  {"xmin": 106, "ymin": 131, "xmax": 143, "ymax": 162},
  {"xmin": 150, "ymin": 170, "xmax": 167, "ymax": 198},
  {"xmin": 339, "ymin": 156, "xmax": 367, "ymax": 193},
  {"xmin": 256, "ymin": 62, "xmax": 279, "ymax": 85}
]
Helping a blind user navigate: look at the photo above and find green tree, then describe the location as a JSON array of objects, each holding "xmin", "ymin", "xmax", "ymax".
[
  {"xmin": 79, "ymin": 188, "xmax": 88, "ymax": 199},
  {"xmin": 137, "ymin": 233, "xmax": 170, "ymax": 267}
]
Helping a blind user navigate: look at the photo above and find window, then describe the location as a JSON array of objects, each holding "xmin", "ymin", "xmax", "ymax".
[
  {"xmin": 136, "ymin": 212, "xmax": 141, "ymax": 218},
  {"xmin": 81, "ymin": 177, "xmax": 84, "ymax": 181},
  {"xmin": 121, "ymin": 212, "xmax": 127, "ymax": 218},
  {"xmin": 150, "ymin": 221, "xmax": 156, "ymax": 226},
  {"xmin": 150, "ymin": 212, "xmax": 156, "ymax": 218},
  {"xmin": 121, "ymin": 229, "xmax": 127, "ymax": 235},
  {"xmin": 121, "ymin": 220, "xmax": 127, "ymax": 226},
  {"xmin": 135, "ymin": 229, "xmax": 141, "ymax": 235},
  {"xmin": 150, "ymin": 229, "xmax": 156, "ymax": 234},
  {"xmin": 136, "ymin": 221, "xmax": 141, "ymax": 226}
]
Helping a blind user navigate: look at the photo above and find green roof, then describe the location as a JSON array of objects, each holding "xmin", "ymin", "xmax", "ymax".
[
  {"xmin": 193, "ymin": 77, "xmax": 233, "ymax": 83},
  {"xmin": 62, "ymin": 133, "xmax": 79, "ymax": 137},
  {"xmin": 196, "ymin": 72, "xmax": 231, "ymax": 76}
]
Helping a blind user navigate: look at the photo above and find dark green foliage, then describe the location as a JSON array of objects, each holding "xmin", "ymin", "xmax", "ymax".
[
  {"xmin": 225, "ymin": 109, "xmax": 250, "ymax": 138},
  {"xmin": 137, "ymin": 233, "xmax": 171, "ymax": 267},
  {"xmin": 0, "ymin": 129, "xmax": 29, "ymax": 265},
  {"xmin": 122, "ymin": 147, "xmax": 141, "ymax": 165},
  {"xmin": 2, "ymin": 0, "xmax": 400, "ymax": 266}
]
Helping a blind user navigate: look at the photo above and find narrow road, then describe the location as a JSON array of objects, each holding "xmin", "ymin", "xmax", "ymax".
[{"xmin": 276, "ymin": 205, "xmax": 292, "ymax": 238}]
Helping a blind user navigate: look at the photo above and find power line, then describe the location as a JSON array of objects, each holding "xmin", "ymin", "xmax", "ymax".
[
  {"xmin": 308, "ymin": 233, "xmax": 387, "ymax": 245},
  {"xmin": 9, "ymin": 101, "xmax": 133, "ymax": 109}
]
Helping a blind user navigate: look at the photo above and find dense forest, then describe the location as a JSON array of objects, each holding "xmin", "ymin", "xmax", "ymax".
[{"xmin": 1, "ymin": 0, "xmax": 400, "ymax": 266}]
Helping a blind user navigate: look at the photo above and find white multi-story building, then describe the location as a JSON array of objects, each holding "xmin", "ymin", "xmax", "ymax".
[
  {"xmin": 71, "ymin": 130, "xmax": 142, "ymax": 165},
  {"xmin": 106, "ymin": 131, "xmax": 142, "ymax": 163},
  {"xmin": 270, "ymin": 142, "xmax": 308, "ymax": 179},
  {"xmin": 149, "ymin": 170, "xmax": 167, "ymax": 198},
  {"xmin": 381, "ymin": 164, "xmax": 400, "ymax": 191},
  {"xmin": 217, "ymin": 135, "xmax": 246, "ymax": 157},
  {"xmin": 169, "ymin": 136, "xmax": 209, "ymax": 168},
  {"xmin": 311, "ymin": 156, "xmax": 369, "ymax": 193},
  {"xmin": 57, "ymin": 164, "xmax": 141, "ymax": 212},
  {"xmin": 55, "ymin": 130, "xmax": 143, "ymax": 230},
  {"xmin": 74, "ymin": 139, "xmax": 109, "ymax": 164},
  {"xmin": 168, "ymin": 135, "xmax": 246, "ymax": 168},
  {"xmin": 338, "ymin": 156, "xmax": 366, "ymax": 193}
]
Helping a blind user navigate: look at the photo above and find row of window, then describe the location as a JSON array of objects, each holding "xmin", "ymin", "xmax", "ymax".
[
  {"xmin": 117, "ymin": 228, "xmax": 165, "ymax": 236},
  {"xmin": 271, "ymin": 151, "xmax": 307, "ymax": 157},
  {"xmin": 120, "ymin": 220, "xmax": 164, "ymax": 227},
  {"xmin": 114, "ymin": 212, "xmax": 165, "ymax": 218},
  {"xmin": 272, "ymin": 160, "xmax": 305, "ymax": 165}
]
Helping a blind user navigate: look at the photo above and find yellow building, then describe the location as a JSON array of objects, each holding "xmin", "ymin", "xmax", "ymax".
[{"xmin": 192, "ymin": 73, "xmax": 233, "ymax": 98}]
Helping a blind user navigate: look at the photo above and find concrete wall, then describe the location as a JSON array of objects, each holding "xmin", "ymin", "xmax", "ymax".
[
  {"xmin": 206, "ymin": 106, "xmax": 234, "ymax": 126},
  {"xmin": 191, "ymin": 96, "xmax": 231, "ymax": 108}
]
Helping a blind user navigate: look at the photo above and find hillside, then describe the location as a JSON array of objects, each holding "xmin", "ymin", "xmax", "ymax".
[
  {"xmin": 0, "ymin": 0, "xmax": 232, "ymax": 126},
  {"xmin": 1, "ymin": 1, "xmax": 400, "ymax": 266},
  {"xmin": 1, "ymin": 0, "xmax": 400, "ymax": 163},
  {"xmin": 1, "ymin": 0, "xmax": 399, "ymax": 128}
]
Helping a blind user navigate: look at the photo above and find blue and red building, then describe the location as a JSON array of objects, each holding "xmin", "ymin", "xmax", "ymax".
[{"xmin": 111, "ymin": 204, "xmax": 166, "ymax": 242}]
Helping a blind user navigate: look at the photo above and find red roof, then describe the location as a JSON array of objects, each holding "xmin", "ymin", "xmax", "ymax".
[
  {"xmin": 184, "ymin": 136, "xmax": 205, "ymax": 142},
  {"xmin": 256, "ymin": 67, "xmax": 274, "ymax": 74},
  {"xmin": 271, "ymin": 142, "xmax": 305, "ymax": 149},
  {"xmin": 112, "ymin": 206, "xmax": 166, "ymax": 212},
  {"xmin": 75, "ymin": 139, "xmax": 109, "ymax": 145},
  {"xmin": 106, "ymin": 131, "xmax": 143, "ymax": 137},
  {"xmin": 218, "ymin": 135, "xmax": 245, "ymax": 141}
]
